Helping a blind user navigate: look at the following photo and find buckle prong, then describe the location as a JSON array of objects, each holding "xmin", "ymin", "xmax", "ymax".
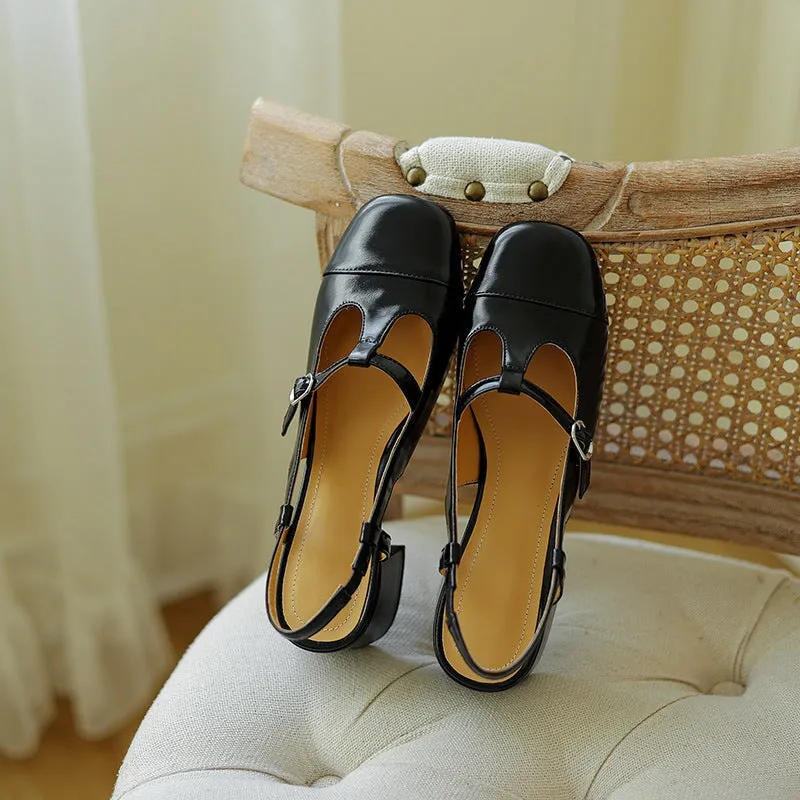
[{"xmin": 570, "ymin": 420, "xmax": 593, "ymax": 461}]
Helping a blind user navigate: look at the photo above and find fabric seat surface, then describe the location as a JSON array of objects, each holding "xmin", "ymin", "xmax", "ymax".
[{"xmin": 113, "ymin": 516, "xmax": 800, "ymax": 800}]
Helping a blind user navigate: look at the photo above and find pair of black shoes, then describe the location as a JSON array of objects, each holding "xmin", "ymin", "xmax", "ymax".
[{"xmin": 266, "ymin": 195, "xmax": 607, "ymax": 691}]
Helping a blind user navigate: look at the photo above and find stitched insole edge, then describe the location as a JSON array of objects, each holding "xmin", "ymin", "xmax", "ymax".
[
  {"xmin": 282, "ymin": 309, "xmax": 432, "ymax": 642},
  {"xmin": 442, "ymin": 334, "xmax": 576, "ymax": 682}
]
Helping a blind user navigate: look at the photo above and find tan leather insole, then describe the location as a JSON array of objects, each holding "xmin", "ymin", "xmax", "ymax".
[
  {"xmin": 442, "ymin": 333, "xmax": 576, "ymax": 683},
  {"xmin": 283, "ymin": 308, "xmax": 431, "ymax": 642}
]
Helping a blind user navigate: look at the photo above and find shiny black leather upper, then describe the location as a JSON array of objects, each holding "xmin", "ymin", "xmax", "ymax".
[
  {"xmin": 309, "ymin": 194, "xmax": 461, "ymax": 371},
  {"xmin": 464, "ymin": 221, "xmax": 607, "ymax": 442},
  {"xmin": 267, "ymin": 194, "xmax": 462, "ymax": 650},
  {"xmin": 297, "ymin": 191, "xmax": 462, "ymax": 541},
  {"xmin": 435, "ymin": 221, "xmax": 609, "ymax": 689},
  {"xmin": 325, "ymin": 194, "xmax": 457, "ymax": 284}
]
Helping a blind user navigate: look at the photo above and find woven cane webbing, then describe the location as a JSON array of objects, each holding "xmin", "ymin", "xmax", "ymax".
[{"xmin": 421, "ymin": 228, "xmax": 800, "ymax": 490}]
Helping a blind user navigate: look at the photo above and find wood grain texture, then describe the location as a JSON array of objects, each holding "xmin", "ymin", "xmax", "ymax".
[
  {"xmin": 395, "ymin": 437, "xmax": 800, "ymax": 555},
  {"xmin": 315, "ymin": 212, "xmax": 350, "ymax": 268},
  {"xmin": 242, "ymin": 100, "xmax": 800, "ymax": 239},
  {"xmin": 247, "ymin": 101, "xmax": 800, "ymax": 552},
  {"xmin": 600, "ymin": 151, "xmax": 800, "ymax": 232},
  {"xmin": 340, "ymin": 132, "xmax": 628, "ymax": 231},
  {"xmin": 241, "ymin": 98, "xmax": 354, "ymax": 215}
]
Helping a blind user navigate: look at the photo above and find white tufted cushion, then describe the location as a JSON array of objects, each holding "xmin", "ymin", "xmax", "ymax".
[{"xmin": 113, "ymin": 517, "xmax": 800, "ymax": 800}]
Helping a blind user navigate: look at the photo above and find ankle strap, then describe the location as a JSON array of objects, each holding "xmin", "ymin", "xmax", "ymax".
[
  {"xmin": 456, "ymin": 374, "xmax": 593, "ymax": 460},
  {"xmin": 455, "ymin": 373, "xmax": 592, "ymax": 499},
  {"xmin": 281, "ymin": 352, "xmax": 422, "ymax": 436}
]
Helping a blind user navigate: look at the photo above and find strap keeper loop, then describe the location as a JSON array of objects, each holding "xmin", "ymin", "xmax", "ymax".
[
  {"xmin": 351, "ymin": 521, "xmax": 385, "ymax": 574},
  {"xmin": 551, "ymin": 547, "xmax": 566, "ymax": 577},
  {"xmin": 551, "ymin": 547, "xmax": 567, "ymax": 602},
  {"xmin": 274, "ymin": 503, "xmax": 294, "ymax": 538},
  {"xmin": 439, "ymin": 541, "xmax": 462, "ymax": 575},
  {"xmin": 497, "ymin": 368, "xmax": 523, "ymax": 395},
  {"xmin": 359, "ymin": 521, "xmax": 379, "ymax": 545},
  {"xmin": 351, "ymin": 541, "xmax": 371, "ymax": 577},
  {"xmin": 347, "ymin": 340, "xmax": 378, "ymax": 366}
]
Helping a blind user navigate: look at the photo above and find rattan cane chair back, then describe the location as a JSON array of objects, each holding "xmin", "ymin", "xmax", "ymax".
[{"xmin": 242, "ymin": 100, "xmax": 800, "ymax": 555}]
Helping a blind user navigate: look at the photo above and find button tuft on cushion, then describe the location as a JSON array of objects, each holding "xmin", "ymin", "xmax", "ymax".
[{"xmin": 708, "ymin": 680, "xmax": 745, "ymax": 696}]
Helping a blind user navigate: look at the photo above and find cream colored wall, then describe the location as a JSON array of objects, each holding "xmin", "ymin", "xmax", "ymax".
[{"xmin": 341, "ymin": 0, "xmax": 800, "ymax": 161}]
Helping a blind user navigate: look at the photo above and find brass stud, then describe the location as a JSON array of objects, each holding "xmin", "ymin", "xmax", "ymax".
[
  {"xmin": 528, "ymin": 180, "xmax": 549, "ymax": 202},
  {"xmin": 464, "ymin": 181, "xmax": 485, "ymax": 201},
  {"xmin": 406, "ymin": 166, "xmax": 426, "ymax": 187}
]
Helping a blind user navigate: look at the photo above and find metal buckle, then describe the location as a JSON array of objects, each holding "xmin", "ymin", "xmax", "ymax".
[
  {"xmin": 289, "ymin": 373, "xmax": 314, "ymax": 405},
  {"xmin": 570, "ymin": 420, "xmax": 593, "ymax": 461}
]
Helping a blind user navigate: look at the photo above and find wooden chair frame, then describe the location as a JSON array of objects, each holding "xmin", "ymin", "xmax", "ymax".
[{"xmin": 241, "ymin": 99, "xmax": 800, "ymax": 556}]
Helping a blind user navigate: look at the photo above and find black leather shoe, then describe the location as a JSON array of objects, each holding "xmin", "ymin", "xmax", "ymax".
[
  {"xmin": 266, "ymin": 195, "xmax": 462, "ymax": 651},
  {"xmin": 434, "ymin": 221, "xmax": 607, "ymax": 690}
]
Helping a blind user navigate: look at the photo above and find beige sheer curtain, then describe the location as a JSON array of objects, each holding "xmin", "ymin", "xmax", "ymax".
[
  {"xmin": 4, "ymin": 0, "xmax": 800, "ymax": 761},
  {"xmin": 0, "ymin": 0, "xmax": 340, "ymax": 757}
]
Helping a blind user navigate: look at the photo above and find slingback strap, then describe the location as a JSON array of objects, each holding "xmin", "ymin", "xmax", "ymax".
[
  {"xmin": 455, "ymin": 373, "xmax": 593, "ymax": 497},
  {"xmin": 442, "ymin": 545, "xmax": 567, "ymax": 680},
  {"xmin": 269, "ymin": 520, "xmax": 392, "ymax": 641}
]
